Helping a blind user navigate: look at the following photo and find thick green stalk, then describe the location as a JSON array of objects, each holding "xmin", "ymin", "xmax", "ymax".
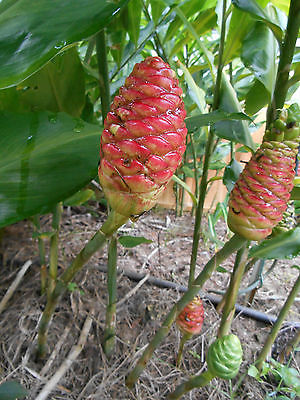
[
  {"xmin": 256, "ymin": 272, "xmax": 300, "ymax": 371},
  {"xmin": 48, "ymin": 202, "xmax": 62, "ymax": 298},
  {"xmin": 125, "ymin": 233, "xmax": 246, "ymax": 388},
  {"xmin": 96, "ymin": 29, "xmax": 110, "ymax": 123},
  {"xmin": 32, "ymin": 215, "xmax": 47, "ymax": 295},
  {"xmin": 168, "ymin": 370, "xmax": 214, "ymax": 400},
  {"xmin": 266, "ymin": 0, "xmax": 300, "ymax": 127},
  {"xmin": 37, "ymin": 211, "xmax": 128, "ymax": 358},
  {"xmin": 187, "ymin": 0, "xmax": 228, "ymax": 287},
  {"xmin": 217, "ymin": 245, "xmax": 248, "ymax": 337},
  {"xmin": 102, "ymin": 234, "xmax": 118, "ymax": 358}
]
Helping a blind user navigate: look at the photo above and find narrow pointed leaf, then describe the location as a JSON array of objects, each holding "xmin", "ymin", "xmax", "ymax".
[
  {"xmin": 0, "ymin": 111, "xmax": 100, "ymax": 228},
  {"xmin": 249, "ymin": 227, "xmax": 300, "ymax": 259},
  {"xmin": 118, "ymin": 235, "xmax": 152, "ymax": 248},
  {"xmin": 0, "ymin": 0, "xmax": 128, "ymax": 88},
  {"xmin": 214, "ymin": 74, "xmax": 255, "ymax": 150},
  {"xmin": 172, "ymin": 175, "xmax": 197, "ymax": 206},
  {"xmin": 185, "ymin": 110, "xmax": 253, "ymax": 131},
  {"xmin": 178, "ymin": 61, "xmax": 206, "ymax": 113}
]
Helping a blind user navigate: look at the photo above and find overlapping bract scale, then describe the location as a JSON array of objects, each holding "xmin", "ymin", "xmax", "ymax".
[
  {"xmin": 228, "ymin": 106, "xmax": 300, "ymax": 241},
  {"xmin": 98, "ymin": 57, "xmax": 187, "ymax": 217},
  {"xmin": 176, "ymin": 296, "xmax": 204, "ymax": 336}
]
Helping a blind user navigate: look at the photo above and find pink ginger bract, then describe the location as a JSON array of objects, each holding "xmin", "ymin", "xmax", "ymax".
[
  {"xmin": 98, "ymin": 56, "xmax": 187, "ymax": 217},
  {"xmin": 228, "ymin": 106, "xmax": 300, "ymax": 241},
  {"xmin": 176, "ymin": 296, "xmax": 204, "ymax": 336}
]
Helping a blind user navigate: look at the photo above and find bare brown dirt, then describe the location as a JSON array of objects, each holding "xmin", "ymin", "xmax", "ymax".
[{"xmin": 0, "ymin": 204, "xmax": 299, "ymax": 399}]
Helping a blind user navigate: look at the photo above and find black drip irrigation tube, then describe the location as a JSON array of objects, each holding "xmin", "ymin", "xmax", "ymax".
[{"xmin": 96, "ymin": 265, "xmax": 300, "ymax": 329}]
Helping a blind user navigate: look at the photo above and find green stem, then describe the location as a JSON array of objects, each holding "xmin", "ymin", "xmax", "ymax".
[
  {"xmin": 96, "ymin": 29, "xmax": 110, "ymax": 123},
  {"xmin": 187, "ymin": 0, "xmax": 228, "ymax": 287},
  {"xmin": 266, "ymin": 0, "xmax": 300, "ymax": 127},
  {"xmin": 102, "ymin": 234, "xmax": 118, "ymax": 358},
  {"xmin": 84, "ymin": 36, "xmax": 96, "ymax": 64},
  {"xmin": 141, "ymin": 0, "xmax": 169, "ymax": 63},
  {"xmin": 47, "ymin": 202, "xmax": 62, "ymax": 299},
  {"xmin": 125, "ymin": 234, "xmax": 246, "ymax": 388},
  {"xmin": 176, "ymin": 332, "xmax": 191, "ymax": 367},
  {"xmin": 179, "ymin": 150, "xmax": 187, "ymax": 216},
  {"xmin": 32, "ymin": 215, "xmax": 47, "ymax": 295},
  {"xmin": 189, "ymin": 132, "xmax": 199, "ymax": 201},
  {"xmin": 168, "ymin": 370, "xmax": 214, "ymax": 400},
  {"xmin": 217, "ymin": 244, "xmax": 248, "ymax": 337},
  {"xmin": 256, "ymin": 272, "xmax": 300, "ymax": 371},
  {"xmin": 37, "ymin": 211, "xmax": 128, "ymax": 359}
]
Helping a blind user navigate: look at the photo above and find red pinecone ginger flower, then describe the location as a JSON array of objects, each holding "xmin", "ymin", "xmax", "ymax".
[
  {"xmin": 228, "ymin": 105, "xmax": 300, "ymax": 241},
  {"xmin": 98, "ymin": 56, "xmax": 187, "ymax": 218},
  {"xmin": 176, "ymin": 296, "xmax": 204, "ymax": 336}
]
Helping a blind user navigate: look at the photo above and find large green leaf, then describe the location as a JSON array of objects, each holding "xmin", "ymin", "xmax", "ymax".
[
  {"xmin": 0, "ymin": 0, "xmax": 128, "ymax": 88},
  {"xmin": 0, "ymin": 381, "xmax": 27, "ymax": 400},
  {"xmin": 0, "ymin": 48, "xmax": 85, "ymax": 117},
  {"xmin": 245, "ymin": 79, "xmax": 270, "ymax": 115},
  {"xmin": 214, "ymin": 74, "xmax": 255, "ymax": 150},
  {"xmin": 222, "ymin": 0, "xmax": 269, "ymax": 64},
  {"xmin": 185, "ymin": 110, "xmax": 252, "ymax": 131},
  {"xmin": 242, "ymin": 21, "xmax": 277, "ymax": 93},
  {"xmin": 232, "ymin": 0, "xmax": 283, "ymax": 41},
  {"xmin": 249, "ymin": 227, "xmax": 300, "ymax": 259},
  {"xmin": 0, "ymin": 111, "xmax": 100, "ymax": 228}
]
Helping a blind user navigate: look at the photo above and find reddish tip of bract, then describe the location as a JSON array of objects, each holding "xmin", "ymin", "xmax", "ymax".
[
  {"xmin": 98, "ymin": 56, "xmax": 187, "ymax": 218},
  {"xmin": 176, "ymin": 296, "xmax": 204, "ymax": 336}
]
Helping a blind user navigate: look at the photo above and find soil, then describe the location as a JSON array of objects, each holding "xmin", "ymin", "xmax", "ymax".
[{"xmin": 0, "ymin": 204, "xmax": 299, "ymax": 400}]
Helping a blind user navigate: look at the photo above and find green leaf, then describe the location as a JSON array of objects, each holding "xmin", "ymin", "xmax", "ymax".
[
  {"xmin": 1, "ymin": 48, "xmax": 85, "ymax": 117},
  {"xmin": 245, "ymin": 79, "xmax": 270, "ymax": 115},
  {"xmin": 248, "ymin": 365, "xmax": 260, "ymax": 378},
  {"xmin": 149, "ymin": 0, "xmax": 166, "ymax": 25},
  {"xmin": 291, "ymin": 186, "xmax": 300, "ymax": 201},
  {"xmin": 242, "ymin": 21, "xmax": 277, "ymax": 93},
  {"xmin": 64, "ymin": 189, "xmax": 94, "ymax": 206},
  {"xmin": 223, "ymin": 159, "xmax": 242, "ymax": 192},
  {"xmin": 214, "ymin": 74, "xmax": 255, "ymax": 150},
  {"xmin": 164, "ymin": 0, "xmax": 217, "ymax": 42},
  {"xmin": 178, "ymin": 61, "xmax": 206, "ymax": 113},
  {"xmin": 0, "ymin": 381, "xmax": 28, "ymax": 400},
  {"xmin": 169, "ymin": 8, "xmax": 217, "ymax": 58},
  {"xmin": 118, "ymin": 235, "xmax": 152, "ymax": 248},
  {"xmin": 172, "ymin": 175, "xmax": 197, "ymax": 206},
  {"xmin": 185, "ymin": 110, "xmax": 253, "ymax": 131},
  {"xmin": 249, "ymin": 227, "xmax": 300, "ymax": 259},
  {"xmin": 270, "ymin": 0, "xmax": 290, "ymax": 14},
  {"xmin": 0, "ymin": 0, "xmax": 128, "ymax": 88},
  {"xmin": 232, "ymin": 0, "xmax": 283, "ymax": 41},
  {"xmin": 121, "ymin": 0, "xmax": 142, "ymax": 47},
  {"xmin": 0, "ymin": 111, "xmax": 100, "ymax": 228},
  {"xmin": 32, "ymin": 231, "xmax": 55, "ymax": 240},
  {"xmin": 217, "ymin": 266, "xmax": 228, "ymax": 273}
]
